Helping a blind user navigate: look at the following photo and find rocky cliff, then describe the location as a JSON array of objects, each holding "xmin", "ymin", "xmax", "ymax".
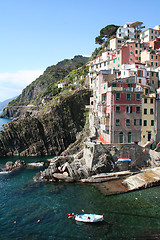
[{"xmin": 0, "ymin": 90, "xmax": 91, "ymax": 157}]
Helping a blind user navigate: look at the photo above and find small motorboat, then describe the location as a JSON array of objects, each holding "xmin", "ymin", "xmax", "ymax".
[{"xmin": 75, "ymin": 214, "xmax": 104, "ymax": 223}]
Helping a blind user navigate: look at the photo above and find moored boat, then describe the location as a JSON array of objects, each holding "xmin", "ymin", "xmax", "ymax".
[{"xmin": 75, "ymin": 214, "xmax": 104, "ymax": 223}]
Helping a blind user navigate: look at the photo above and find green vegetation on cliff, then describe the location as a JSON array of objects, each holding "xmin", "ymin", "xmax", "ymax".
[{"xmin": 9, "ymin": 55, "xmax": 89, "ymax": 107}]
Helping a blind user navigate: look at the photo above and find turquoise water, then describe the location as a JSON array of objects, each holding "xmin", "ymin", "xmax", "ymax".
[
  {"xmin": 0, "ymin": 112, "xmax": 12, "ymax": 130},
  {"xmin": 0, "ymin": 157, "xmax": 160, "ymax": 240},
  {"xmin": 1, "ymin": 116, "xmax": 160, "ymax": 239}
]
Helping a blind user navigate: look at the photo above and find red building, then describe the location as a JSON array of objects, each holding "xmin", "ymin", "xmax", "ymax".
[{"xmin": 98, "ymin": 78, "xmax": 143, "ymax": 144}]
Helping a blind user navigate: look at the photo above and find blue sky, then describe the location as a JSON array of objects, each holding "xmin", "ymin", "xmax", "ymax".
[{"xmin": 0, "ymin": 0, "xmax": 160, "ymax": 101}]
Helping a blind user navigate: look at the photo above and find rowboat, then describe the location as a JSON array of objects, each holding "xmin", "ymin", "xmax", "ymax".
[{"xmin": 75, "ymin": 214, "xmax": 104, "ymax": 223}]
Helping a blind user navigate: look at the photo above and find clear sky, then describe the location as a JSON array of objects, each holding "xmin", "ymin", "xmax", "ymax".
[{"xmin": 0, "ymin": 0, "xmax": 160, "ymax": 101}]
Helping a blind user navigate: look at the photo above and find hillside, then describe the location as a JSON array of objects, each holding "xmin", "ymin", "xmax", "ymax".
[
  {"xmin": 8, "ymin": 55, "xmax": 89, "ymax": 107},
  {"xmin": 0, "ymin": 97, "xmax": 17, "ymax": 111}
]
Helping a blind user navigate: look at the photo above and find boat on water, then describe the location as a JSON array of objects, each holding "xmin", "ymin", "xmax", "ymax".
[{"xmin": 75, "ymin": 214, "xmax": 104, "ymax": 223}]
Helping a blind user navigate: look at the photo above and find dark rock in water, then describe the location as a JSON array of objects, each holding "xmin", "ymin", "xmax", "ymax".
[{"xmin": 92, "ymin": 153, "xmax": 115, "ymax": 174}]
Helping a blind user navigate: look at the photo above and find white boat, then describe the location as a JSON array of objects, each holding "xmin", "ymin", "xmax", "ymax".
[
  {"xmin": 75, "ymin": 214, "xmax": 104, "ymax": 223},
  {"xmin": 27, "ymin": 162, "xmax": 44, "ymax": 167}
]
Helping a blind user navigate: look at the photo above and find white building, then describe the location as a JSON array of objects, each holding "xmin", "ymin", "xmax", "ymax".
[
  {"xmin": 58, "ymin": 82, "xmax": 67, "ymax": 88},
  {"xmin": 140, "ymin": 26, "xmax": 160, "ymax": 42},
  {"xmin": 110, "ymin": 38, "xmax": 125, "ymax": 50},
  {"xmin": 121, "ymin": 63, "xmax": 147, "ymax": 85},
  {"xmin": 116, "ymin": 22, "xmax": 135, "ymax": 39}
]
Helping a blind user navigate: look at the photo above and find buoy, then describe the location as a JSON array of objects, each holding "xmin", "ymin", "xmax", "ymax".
[
  {"xmin": 67, "ymin": 213, "xmax": 71, "ymax": 215},
  {"xmin": 143, "ymin": 149, "xmax": 146, "ymax": 153},
  {"xmin": 82, "ymin": 209, "xmax": 84, "ymax": 212},
  {"xmin": 37, "ymin": 219, "xmax": 41, "ymax": 223},
  {"xmin": 68, "ymin": 216, "xmax": 72, "ymax": 219},
  {"xmin": 14, "ymin": 221, "xmax": 17, "ymax": 224}
]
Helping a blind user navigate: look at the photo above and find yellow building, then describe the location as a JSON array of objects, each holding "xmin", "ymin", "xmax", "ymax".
[{"xmin": 141, "ymin": 87, "xmax": 156, "ymax": 146}]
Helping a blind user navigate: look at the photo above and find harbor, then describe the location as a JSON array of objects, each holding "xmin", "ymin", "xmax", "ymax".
[{"xmin": 0, "ymin": 156, "xmax": 160, "ymax": 240}]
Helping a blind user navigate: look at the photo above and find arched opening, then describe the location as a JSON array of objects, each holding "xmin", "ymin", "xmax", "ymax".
[
  {"xmin": 119, "ymin": 132, "xmax": 123, "ymax": 143},
  {"xmin": 128, "ymin": 132, "xmax": 132, "ymax": 143}
]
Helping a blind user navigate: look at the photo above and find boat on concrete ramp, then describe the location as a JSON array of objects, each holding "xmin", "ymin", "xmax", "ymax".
[{"xmin": 75, "ymin": 214, "xmax": 104, "ymax": 223}]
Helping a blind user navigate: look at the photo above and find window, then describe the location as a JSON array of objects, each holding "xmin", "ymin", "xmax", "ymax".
[
  {"xmin": 113, "ymin": 59, "xmax": 115, "ymax": 63},
  {"xmin": 127, "ymin": 93, "xmax": 131, "ymax": 100},
  {"xmin": 119, "ymin": 29, "xmax": 121, "ymax": 32},
  {"xmin": 116, "ymin": 106, "xmax": 120, "ymax": 113},
  {"xmin": 150, "ymin": 99, "xmax": 153, "ymax": 104},
  {"xmin": 150, "ymin": 108, "xmax": 154, "ymax": 114},
  {"xmin": 135, "ymin": 50, "xmax": 138, "ymax": 54},
  {"xmin": 139, "ymin": 79, "xmax": 141, "ymax": 83},
  {"xmin": 119, "ymin": 34, "xmax": 121, "ymax": 37},
  {"xmin": 126, "ymin": 106, "xmax": 132, "ymax": 113},
  {"xmin": 144, "ymin": 120, "xmax": 147, "ymax": 126},
  {"xmin": 130, "ymin": 51, "xmax": 133, "ymax": 54},
  {"xmin": 116, "ymin": 93, "xmax": 121, "ymax": 100},
  {"xmin": 151, "ymin": 55, "xmax": 153, "ymax": 59},
  {"xmin": 128, "ymin": 132, "xmax": 132, "ymax": 143},
  {"xmin": 145, "ymin": 89, "xmax": 149, "ymax": 95},
  {"xmin": 136, "ymin": 43, "xmax": 138, "ymax": 47},
  {"xmin": 148, "ymin": 132, "xmax": 151, "ymax": 141},
  {"xmin": 130, "ymin": 57, "xmax": 132, "ymax": 61},
  {"xmin": 134, "ymin": 119, "xmax": 137, "ymax": 126},
  {"xmin": 144, "ymin": 98, "xmax": 147, "ymax": 103},
  {"xmin": 126, "ymin": 119, "xmax": 131, "ymax": 126},
  {"xmin": 104, "ymin": 62, "xmax": 106, "ymax": 66},
  {"xmin": 144, "ymin": 108, "xmax": 147, "ymax": 114},
  {"xmin": 116, "ymin": 119, "xmax": 120, "ymax": 126},
  {"xmin": 119, "ymin": 132, "xmax": 123, "ymax": 143},
  {"xmin": 140, "ymin": 44, "xmax": 142, "ymax": 48},
  {"xmin": 151, "ymin": 62, "xmax": 153, "ymax": 66},
  {"xmin": 118, "ymin": 57, "xmax": 120, "ymax": 61},
  {"xmin": 96, "ymin": 64, "xmax": 98, "ymax": 68},
  {"xmin": 138, "ymin": 70, "xmax": 143, "ymax": 77},
  {"xmin": 130, "ymin": 45, "xmax": 133, "ymax": 48},
  {"xmin": 112, "ymin": 83, "xmax": 117, "ymax": 87},
  {"xmin": 140, "ymin": 119, "xmax": 142, "ymax": 126},
  {"xmin": 104, "ymin": 84, "xmax": 106, "ymax": 89},
  {"xmin": 136, "ymin": 94, "xmax": 140, "ymax": 101},
  {"xmin": 136, "ymin": 106, "xmax": 140, "ymax": 113},
  {"xmin": 151, "ymin": 120, "xmax": 154, "ymax": 126}
]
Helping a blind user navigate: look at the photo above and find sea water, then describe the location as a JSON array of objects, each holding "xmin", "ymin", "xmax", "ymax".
[
  {"xmin": 1, "ymin": 118, "xmax": 160, "ymax": 239},
  {"xmin": 0, "ymin": 110, "xmax": 12, "ymax": 131}
]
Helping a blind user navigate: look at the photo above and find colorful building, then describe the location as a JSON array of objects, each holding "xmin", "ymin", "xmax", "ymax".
[
  {"xmin": 140, "ymin": 26, "xmax": 160, "ymax": 42},
  {"xmin": 141, "ymin": 87, "xmax": 156, "ymax": 146}
]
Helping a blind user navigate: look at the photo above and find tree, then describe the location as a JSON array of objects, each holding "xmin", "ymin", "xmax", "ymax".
[
  {"xmin": 95, "ymin": 24, "xmax": 120, "ymax": 45},
  {"xmin": 130, "ymin": 21, "xmax": 145, "ymax": 39}
]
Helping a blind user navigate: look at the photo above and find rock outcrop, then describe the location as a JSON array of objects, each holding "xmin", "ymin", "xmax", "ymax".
[{"xmin": 0, "ymin": 90, "xmax": 91, "ymax": 157}]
